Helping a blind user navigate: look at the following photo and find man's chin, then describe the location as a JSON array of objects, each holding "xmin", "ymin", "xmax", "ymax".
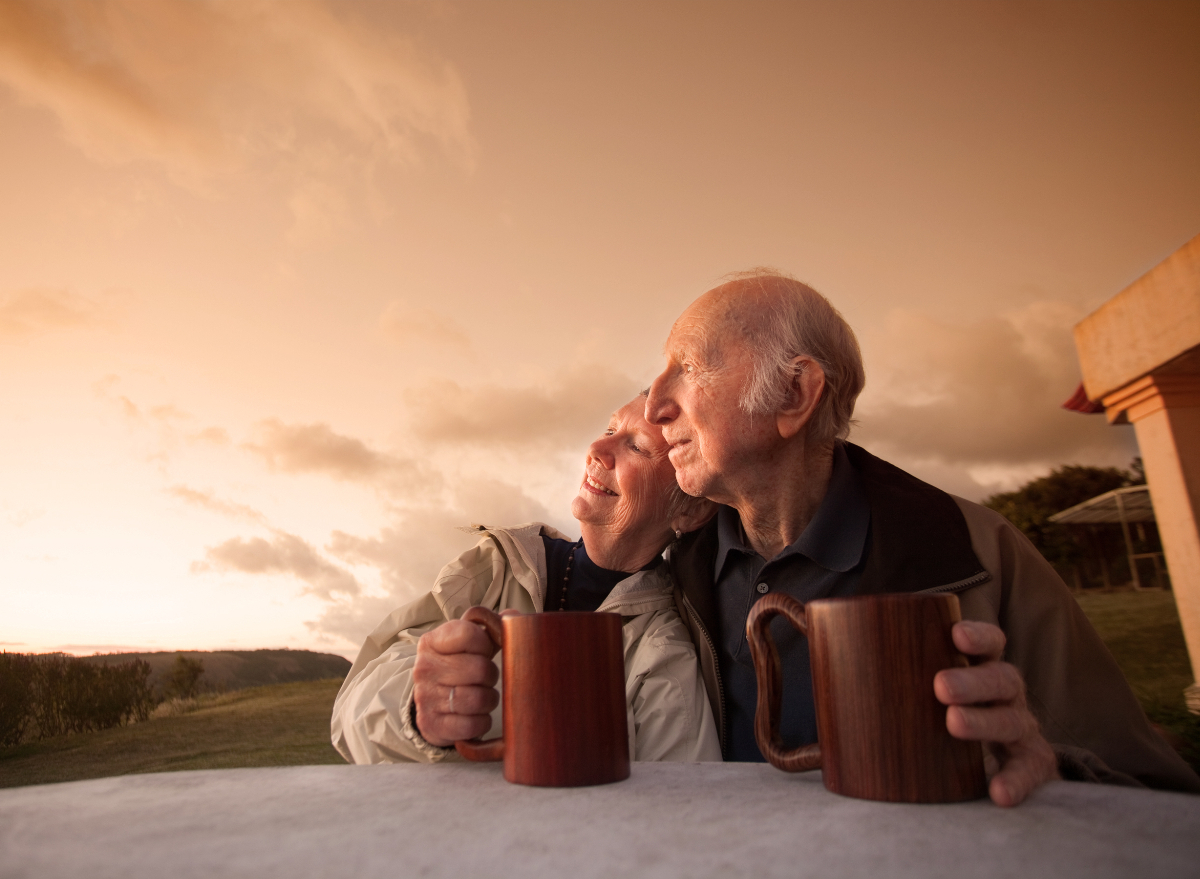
[{"xmin": 673, "ymin": 467, "xmax": 709, "ymax": 500}]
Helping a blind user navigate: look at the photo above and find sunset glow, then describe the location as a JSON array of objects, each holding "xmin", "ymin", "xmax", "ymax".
[{"xmin": 2, "ymin": 1, "xmax": 1198, "ymax": 658}]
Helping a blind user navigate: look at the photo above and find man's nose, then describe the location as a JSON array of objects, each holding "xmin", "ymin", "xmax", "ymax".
[{"xmin": 645, "ymin": 371, "xmax": 677, "ymax": 425}]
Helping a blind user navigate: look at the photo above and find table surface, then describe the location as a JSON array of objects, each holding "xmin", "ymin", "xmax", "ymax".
[{"xmin": 2, "ymin": 762, "xmax": 1198, "ymax": 879}]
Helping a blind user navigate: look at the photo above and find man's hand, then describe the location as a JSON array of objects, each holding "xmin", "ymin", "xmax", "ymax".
[
  {"xmin": 412, "ymin": 618, "xmax": 501, "ymax": 747},
  {"xmin": 933, "ymin": 620, "xmax": 1059, "ymax": 807}
]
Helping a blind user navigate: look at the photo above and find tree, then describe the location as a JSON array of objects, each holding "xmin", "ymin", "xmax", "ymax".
[
  {"xmin": 0, "ymin": 652, "xmax": 36, "ymax": 748},
  {"xmin": 983, "ymin": 461, "xmax": 1145, "ymax": 588},
  {"xmin": 164, "ymin": 654, "xmax": 205, "ymax": 700}
]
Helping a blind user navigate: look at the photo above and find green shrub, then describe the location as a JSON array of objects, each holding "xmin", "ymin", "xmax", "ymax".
[
  {"xmin": 0, "ymin": 653, "xmax": 156, "ymax": 747},
  {"xmin": 0, "ymin": 652, "xmax": 36, "ymax": 748},
  {"xmin": 164, "ymin": 655, "xmax": 205, "ymax": 700}
]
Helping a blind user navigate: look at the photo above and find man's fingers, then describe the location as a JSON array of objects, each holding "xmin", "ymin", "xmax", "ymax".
[
  {"xmin": 951, "ymin": 620, "xmax": 1006, "ymax": 661},
  {"xmin": 945, "ymin": 703, "xmax": 1037, "ymax": 743},
  {"xmin": 421, "ymin": 618, "xmax": 499, "ymax": 657},
  {"xmin": 934, "ymin": 660, "xmax": 1024, "ymax": 706},
  {"xmin": 986, "ymin": 741, "xmax": 1060, "ymax": 808}
]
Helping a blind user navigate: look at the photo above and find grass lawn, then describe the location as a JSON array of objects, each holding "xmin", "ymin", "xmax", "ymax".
[
  {"xmin": 1074, "ymin": 588, "xmax": 1200, "ymax": 773},
  {"xmin": 0, "ymin": 678, "xmax": 346, "ymax": 789}
]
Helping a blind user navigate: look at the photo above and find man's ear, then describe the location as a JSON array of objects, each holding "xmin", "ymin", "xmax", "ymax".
[
  {"xmin": 669, "ymin": 497, "xmax": 718, "ymax": 536},
  {"xmin": 776, "ymin": 356, "xmax": 825, "ymax": 440}
]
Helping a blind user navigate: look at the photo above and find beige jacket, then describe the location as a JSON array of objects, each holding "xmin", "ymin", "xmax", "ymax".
[{"xmin": 331, "ymin": 523, "xmax": 722, "ymax": 765}]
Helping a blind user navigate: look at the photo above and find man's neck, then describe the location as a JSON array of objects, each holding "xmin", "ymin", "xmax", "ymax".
[{"xmin": 727, "ymin": 440, "xmax": 835, "ymax": 561}]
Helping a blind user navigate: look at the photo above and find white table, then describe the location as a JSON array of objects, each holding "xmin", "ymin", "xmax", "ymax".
[{"xmin": 2, "ymin": 762, "xmax": 1197, "ymax": 878}]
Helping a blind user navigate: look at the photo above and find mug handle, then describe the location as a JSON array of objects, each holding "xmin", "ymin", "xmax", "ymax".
[
  {"xmin": 453, "ymin": 606, "xmax": 506, "ymax": 762},
  {"xmin": 745, "ymin": 593, "xmax": 823, "ymax": 772}
]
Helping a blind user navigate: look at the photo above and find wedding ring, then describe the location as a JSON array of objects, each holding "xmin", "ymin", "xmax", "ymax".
[{"xmin": 449, "ymin": 686, "xmax": 456, "ymax": 714}]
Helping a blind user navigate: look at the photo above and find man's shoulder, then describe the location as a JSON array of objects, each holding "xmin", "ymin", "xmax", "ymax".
[
  {"xmin": 842, "ymin": 443, "xmax": 989, "ymax": 593},
  {"xmin": 842, "ymin": 443, "xmax": 951, "ymax": 501}
]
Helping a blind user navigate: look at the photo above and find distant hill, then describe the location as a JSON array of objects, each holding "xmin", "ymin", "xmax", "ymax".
[{"xmin": 76, "ymin": 650, "xmax": 351, "ymax": 697}]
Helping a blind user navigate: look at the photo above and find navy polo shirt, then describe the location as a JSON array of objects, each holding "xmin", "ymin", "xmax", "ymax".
[{"xmin": 715, "ymin": 442, "xmax": 871, "ymax": 761}]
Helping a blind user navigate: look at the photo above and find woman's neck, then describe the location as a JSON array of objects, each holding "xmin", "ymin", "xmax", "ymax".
[{"xmin": 578, "ymin": 522, "xmax": 669, "ymax": 573}]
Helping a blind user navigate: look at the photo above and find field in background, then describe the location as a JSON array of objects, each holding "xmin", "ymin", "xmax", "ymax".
[
  {"xmin": 1, "ymin": 590, "xmax": 1197, "ymax": 789},
  {"xmin": 0, "ymin": 679, "xmax": 345, "ymax": 789},
  {"xmin": 1073, "ymin": 589, "xmax": 1199, "ymax": 772},
  {"xmin": 76, "ymin": 649, "xmax": 351, "ymax": 697}
]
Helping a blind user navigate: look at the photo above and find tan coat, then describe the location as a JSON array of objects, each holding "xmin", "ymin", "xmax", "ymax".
[{"xmin": 331, "ymin": 523, "xmax": 722, "ymax": 765}]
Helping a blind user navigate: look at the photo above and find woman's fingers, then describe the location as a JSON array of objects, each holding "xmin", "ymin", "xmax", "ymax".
[
  {"xmin": 422, "ymin": 618, "xmax": 501, "ymax": 657},
  {"xmin": 412, "ymin": 618, "xmax": 503, "ymax": 746}
]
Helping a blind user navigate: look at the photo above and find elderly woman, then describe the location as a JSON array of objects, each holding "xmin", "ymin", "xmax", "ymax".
[{"xmin": 331, "ymin": 394, "xmax": 721, "ymax": 764}]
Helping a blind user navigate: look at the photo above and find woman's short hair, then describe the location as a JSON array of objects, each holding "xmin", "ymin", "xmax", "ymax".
[{"xmin": 724, "ymin": 268, "xmax": 865, "ymax": 446}]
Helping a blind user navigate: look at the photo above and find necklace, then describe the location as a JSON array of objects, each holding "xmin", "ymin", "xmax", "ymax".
[{"xmin": 558, "ymin": 541, "xmax": 579, "ymax": 611}]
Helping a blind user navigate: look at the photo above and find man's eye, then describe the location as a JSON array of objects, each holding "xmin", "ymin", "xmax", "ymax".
[{"xmin": 605, "ymin": 429, "xmax": 615, "ymax": 436}]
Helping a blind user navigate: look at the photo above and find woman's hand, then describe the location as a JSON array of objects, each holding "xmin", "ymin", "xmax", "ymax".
[{"xmin": 412, "ymin": 617, "xmax": 502, "ymax": 747}]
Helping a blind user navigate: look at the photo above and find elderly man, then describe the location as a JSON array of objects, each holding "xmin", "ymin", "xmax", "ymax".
[{"xmin": 645, "ymin": 269, "xmax": 1200, "ymax": 805}]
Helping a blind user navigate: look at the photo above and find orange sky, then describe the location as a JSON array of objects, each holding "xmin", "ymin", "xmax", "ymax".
[{"xmin": 2, "ymin": 0, "xmax": 1198, "ymax": 658}]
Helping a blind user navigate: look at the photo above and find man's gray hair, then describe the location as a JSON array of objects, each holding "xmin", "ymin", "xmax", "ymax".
[{"xmin": 725, "ymin": 268, "xmax": 865, "ymax": 446}]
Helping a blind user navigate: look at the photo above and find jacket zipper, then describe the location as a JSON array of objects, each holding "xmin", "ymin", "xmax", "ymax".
[
  {"xmin": 917, "ymin": 569, "xmax": 991, "ymax": 595},
  {"xmin": 682, "ymin": 594, "xmax": 727, "ymax": 756}
]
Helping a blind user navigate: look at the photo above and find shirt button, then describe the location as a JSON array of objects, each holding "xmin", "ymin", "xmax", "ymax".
[{"xmin": 756, "ymin": 583, "xmax": 769, "ymax": 594}]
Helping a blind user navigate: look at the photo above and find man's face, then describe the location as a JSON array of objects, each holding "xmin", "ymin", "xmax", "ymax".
[{"xmin": 645, "ymin": 297, "xmax": 776, "ymax": 502}]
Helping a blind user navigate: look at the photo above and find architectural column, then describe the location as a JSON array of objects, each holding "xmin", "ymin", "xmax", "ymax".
[{"xmin": 1103, "ymin": 374, "xmax": 1200, "ymax": 710}]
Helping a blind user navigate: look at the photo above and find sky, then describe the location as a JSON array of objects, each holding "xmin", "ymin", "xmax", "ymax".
[{"xmin": 2, "ymin": 0, "xmax": 1198, "ymax": 660}]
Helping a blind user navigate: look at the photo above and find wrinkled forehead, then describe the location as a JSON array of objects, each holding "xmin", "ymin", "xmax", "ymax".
[
  {"xmin": 668, "ymin": 288, "xmax": 754, "ymax": 365},
  {"xmin": 613, "ymin": 397, "xmax": 668, "ymax": 443},
  {"xmin": 614, "ymin": 396, "xmax": 657, "ymax": 429}
]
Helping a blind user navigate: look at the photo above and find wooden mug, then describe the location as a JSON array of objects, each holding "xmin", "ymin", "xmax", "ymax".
[
  {"xmin": 746, "ymin": 592, "xmax": 987, "ymax": 803},
  {"xmin": 454, "ymin": 607, "xmax": 631, "ymax": 787}
]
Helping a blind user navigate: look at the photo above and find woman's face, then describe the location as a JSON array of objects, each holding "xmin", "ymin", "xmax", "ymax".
[{"xmin": 570, "ymin": 398, "xmax": 678, "ymax": 541}]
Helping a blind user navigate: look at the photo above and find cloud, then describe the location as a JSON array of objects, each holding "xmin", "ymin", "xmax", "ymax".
[
  {"xmin": 312, "ymin": 477, "xmax": 559, "ymax": 643},
  {"xmin": 190, "ymin": 426, "xmax": 230, "ymax": 446},
  {"xmin": 0, "ymin": 0, "xmax": 474, "ymax": 190},
  {"xmin": 404, "ymin": 363, "xmax": 640, "ymax": 448},
  {"xmin": 380, "ymin": 299, "xmax": 471, "ymax": 351},
  {"xmin": 242, "ymin": 419, "xmax": 442, "ymax": 503},
  {"xmin": 0, "ymin": 288, "xmax": 103, "ymax": 339},
  {"xmin": 852, "ymin": 301, "xmax": 1135, "ymax": 492},
  {"xmin": 196, "ymin": 530, "xmax": 359, "ymax": 600},
  {"xmin": 166, "ymin": 485, "xmax": 265, "ymax": 524},
  {"xmin": 5, "ymin": 507, "xmax": 46, "ymax": 528},
  {"xmin": 190, "ymin": 474, "xmax": 557, "ymax": 641}
]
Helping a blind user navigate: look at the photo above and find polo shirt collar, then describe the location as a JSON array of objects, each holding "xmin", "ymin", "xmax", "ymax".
[{"xmin": 714, "ymin": 442, "xmax": 870, "ymax": 576}]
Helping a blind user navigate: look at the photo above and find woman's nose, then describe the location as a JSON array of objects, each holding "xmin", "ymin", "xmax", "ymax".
[{"xmin": 587, "ymin": 441, "xmax": 615, "ymax": 470}]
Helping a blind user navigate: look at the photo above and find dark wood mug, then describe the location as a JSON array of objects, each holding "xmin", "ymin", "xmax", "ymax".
[
  {"xmin": 454, "ymin": 607, "xmax": 631, "ymax": 787},
  {"xmin": 746, "ymin": 592, "xmax": 987, "ymax": 803}
]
